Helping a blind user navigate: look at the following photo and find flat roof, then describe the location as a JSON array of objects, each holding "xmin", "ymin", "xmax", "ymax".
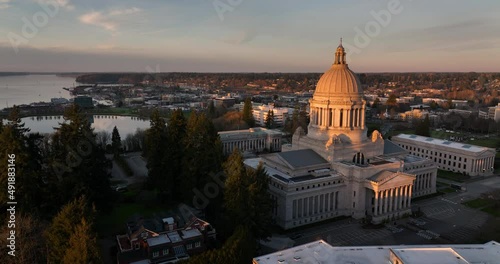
[
  {"xmin": 393, "ymin": 134, "xmax": 495, "ymax": 153},
  {"xmin": 392, "ymin": 248, "xmax": 468, "ymax": 264},
  {"xmin": 181, "ymin": 228, "xmax": 202, "ymax": 239},
  {"xmin": 146, "ymin": 235, "xmax": 170, "ymax": 247},
  {"xmin": 253, "ymin": 240, "xmax": 500, "ymax": 264},
  {"xmin": 276, "ymin": 149, "xmax": 329, "ymax": 168},
  {"xmin": 244, "ymin": 158, "xmax": 339, "ymax": 183}
]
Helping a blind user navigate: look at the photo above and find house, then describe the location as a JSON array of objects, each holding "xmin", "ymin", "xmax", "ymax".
[{"xmin": 116, "ymin": 209, "xmax": 216, "ymax": 264}]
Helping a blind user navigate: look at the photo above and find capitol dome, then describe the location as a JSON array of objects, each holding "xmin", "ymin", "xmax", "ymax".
[
  {"xmin": 313, "ymin": 40, "xmax": 363, "ymax": 100},
  {"xmin": 306, "ymin": 39, "xmax": 368, "ymax": 143}
]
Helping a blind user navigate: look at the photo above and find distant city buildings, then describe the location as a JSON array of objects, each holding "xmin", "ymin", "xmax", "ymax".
[
  {"xmin": 392, "ymin": 134, "xmax": 496, "ymax": 177},
  {"xmin": 253, "ymin": 240, "xmax": 500, "ymax": 264}
]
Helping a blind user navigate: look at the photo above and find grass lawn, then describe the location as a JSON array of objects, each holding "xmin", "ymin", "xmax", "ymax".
[
  {"xmin": 463, "ymin": 198, "xmax": 494, "ymax": 209},
  {"xmin": 465, "ymin": 137, "xmax": 500, "ymax": 148},
  {"xmin": 482, "ymin": 206, "xmax": 500, "ymax": 217},
  {"xmin": 437, "ymin": 169, "xmax": 470, "ymax": 183},
  {"xmin": 386, "ymin": 129, "xmax": 414, "ymax": 138},
  {"xmin": 439, "ymin": 187, "xmax": 457, "ymax": 194},
  {"xmin": 430, "ymin": 130, "xmax": 459, "ymax": 140}
]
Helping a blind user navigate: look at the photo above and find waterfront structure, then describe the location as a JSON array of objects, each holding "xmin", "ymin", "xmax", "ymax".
[
  {"xmin": 253, "ymin": 240, "xmax": 500, "ymax": 264},
  {"xmin": 244, "ymin": 41, "xmax": 436, "ymax": 229},
  {"xmin": 218, "ymin": 127, "xmax": 282, "ymax": 155},
  {"xmin": 392, "ymin": 134, "xmax": 496, "ymax": 177}
]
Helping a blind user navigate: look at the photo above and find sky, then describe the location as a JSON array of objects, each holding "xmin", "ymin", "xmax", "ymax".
[{"xmin": 0, "ymin": 0, "xmax": 499, "ymax": 72}]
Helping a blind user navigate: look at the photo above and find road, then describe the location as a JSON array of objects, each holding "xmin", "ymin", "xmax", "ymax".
[{"xmin": 108, "ymin": 152, "xmax": 148, "ymax": 186}]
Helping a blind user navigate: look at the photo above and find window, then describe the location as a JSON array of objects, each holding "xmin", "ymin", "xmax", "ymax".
[
  {"xmin": 135, "ymin": 243, "xmax": 140, "ymax": 250},
  {"xmin": 186, "ymin": 244, "xmax": 192, "ymax": 250},
  {"xmin": 195, "ymin": 242, "xmax": 201, "ymax": 248},
  {"xmin": 353, "ymin": 191, "xmax": 356, "ymax": 197},
  {"xmin": 353, "ymin": 202, "xmax": 355, "ymax": 208},
  {"xmin": 162, "ymin": 249, "xmax": 169, "ymax": 255},
  {"xmin": 153, "ymin": 251, "xmax": 159, "ymax": 258}
]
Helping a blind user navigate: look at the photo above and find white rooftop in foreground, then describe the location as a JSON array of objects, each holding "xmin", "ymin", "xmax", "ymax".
[{"xmin": 253, "ymin": 240, "xmax": 500, "ymax": 264}]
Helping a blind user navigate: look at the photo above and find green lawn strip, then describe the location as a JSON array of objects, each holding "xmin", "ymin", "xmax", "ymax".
[
  {"xmin": 465, "ymin": 138, "xmax": 499, "ymax": 148},
  {"xmin": 463, "ymin": 198, "xmax": 494, "ymax": 209},
  {"xmin": 437, "ymin": 169, "xmax": 469, "ymax": 183},
  {"xmin": 439, "ymin": 187, "xmax": 456, "ymax": 194},
  {"xmin": 482, "ymin": 206, "xmax": 500, "ymax": 217}
]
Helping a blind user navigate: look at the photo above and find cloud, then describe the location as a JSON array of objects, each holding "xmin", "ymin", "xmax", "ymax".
[
  {"xmin": 0, "ymin": 0, "xmax": 11, "ymax": 10},
  {"xmin": 108, "ymin": 7, "xmax": 141, "ymax": 16},
  {"xmin": 37, "ymin": 0, "xmax": 75, "ymax": 10},
  {"xmin": 223, "ymin": 30, "xmax": 258, "ymax": 45},
  {"xmin": 79, "ymin": 7, "xmax": 141, "ymax": 34}
]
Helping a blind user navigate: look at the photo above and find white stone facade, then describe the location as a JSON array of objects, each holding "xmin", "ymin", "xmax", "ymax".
[
  {"xmin": 392, "ymin": 134, "xmax": 495, "ymax": 177},
  {"xmin": 218, "ymin": 128, "xmax": 282, "ymax": 155}
]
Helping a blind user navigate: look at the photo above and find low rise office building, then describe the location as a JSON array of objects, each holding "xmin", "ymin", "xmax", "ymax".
[{"xmin": 392, "ymin": 134, "xmax": 495, "ymax": 177}]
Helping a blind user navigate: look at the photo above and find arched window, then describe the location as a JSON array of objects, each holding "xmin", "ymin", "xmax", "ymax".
[{"xmin": 352, "ymin": 152, "xmax": 366, "ymax": 165}]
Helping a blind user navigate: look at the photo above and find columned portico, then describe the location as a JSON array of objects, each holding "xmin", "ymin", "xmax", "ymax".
[{"xmin": 367, "ymin": 171, "xmax": 415, "ymax": 223}]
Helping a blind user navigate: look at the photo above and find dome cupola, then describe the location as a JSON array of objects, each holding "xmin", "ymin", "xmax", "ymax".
[{"xmin": 314, "ymin": 38, "xmax": 363, "ymax": 100}]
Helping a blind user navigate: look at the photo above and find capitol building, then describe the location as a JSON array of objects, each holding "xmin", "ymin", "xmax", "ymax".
[{"xmin": 245, "ymin": 41, "xmax": 437, "ymax": 229}]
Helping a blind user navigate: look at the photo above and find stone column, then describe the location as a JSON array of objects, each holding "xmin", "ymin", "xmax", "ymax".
[
  {"xmin": 395, "ymin": 187, "xmax": 400, "ymax": 211},
  {"xmin": 361, "ymin": 106, "xmax": 365, "ymax": 129},
  {"xmin": 374, "ymin": 191, "xmax": 379, "ymax": 216},
  {"xmin": 389, "ymin": 189, "xmax": 394, "ymax": 212},
  {"xmin": 383, "ymin": 190, "xmax": 389, "ymax": 214},
  {"xmin": 345, "ymin": 109, "xmax": 349, "ymax": 128},
  {"xmin": 408, "ymin": 186, "xmax": 413, "ymax": 206},
  {"xmin": 400, "ymin": 185, "xmax": 408, "ymax": 209},
  {"xmin": 303, "ymin": 198, "xmax": 308, "ymax": 217}
]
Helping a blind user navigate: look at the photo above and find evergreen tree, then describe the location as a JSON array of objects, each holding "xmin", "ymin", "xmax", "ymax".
[
  {"xmin": 0, "ymin": 107, "xmax": 46, "ymax": 216},
  {"xmin": 144, "ymin": 109, "xmax": 168, "ymax": 190},
  {"xmin": 182, "ymin": 225, "xmax": 255, "ymax": 264},
  {"xmin": 386, "ymin": 94, "xmax": 398, "ymax": 108},
  {"xmin": 223, "ymin": 150, "xmax": 247, "ymax": 221},
  {"xmin": 415, "ymin": 115, "xmax": 431, "ymax": 137},
  {"xmin": 48, "ymin": 105, "xmax": 112, "ymax": 210},
  {"xmin": 207, "ymin": 100, "xmax": 216, "ymax": 119},
  {"xmin": 62, "ymin": 218, "xmax": 101, "ymax": 264},
  {"xmin": 265, "ymin": 110, "xmax": 275, "ymax": 128},
  {"xmin": 45, "ymin": 196, "xmax": 95, "ymax": 263},
  {"xmin": 111, "ymin": 126, "xmax": 122, "ymax": 157},
  {"xmin": 164, "ymin": 109, "xmax": 187, "ymax": 201},
  {"xmin": 246, "ymin": 163, "xmax": 273, "ymax": 239},
  {"xmin": 182, "ymin": 112, "xmax": 223, "ymax": 201},
  {"xmin": 242, "ymin": 98, "xmax": 255, "ymax": 127},
  {"xmin": 223, "ymin": 150, "xmax": 272, "ymax": 240}
]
